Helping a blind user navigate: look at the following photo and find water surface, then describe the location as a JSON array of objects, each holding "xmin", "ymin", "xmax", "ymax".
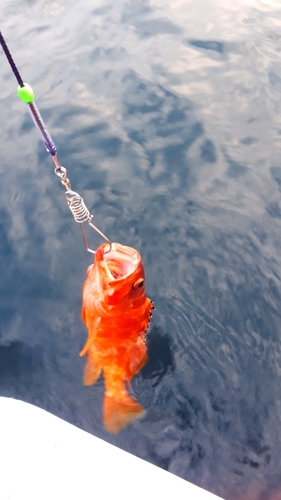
[{"xmin": 1, "ymin": 1, "xmax": 281, "ymax": 498}]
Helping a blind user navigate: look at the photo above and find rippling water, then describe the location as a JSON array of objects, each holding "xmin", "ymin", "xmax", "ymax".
[{"xmin": 1, "ymin": 0, "xmax": 281, "ymax": 498}]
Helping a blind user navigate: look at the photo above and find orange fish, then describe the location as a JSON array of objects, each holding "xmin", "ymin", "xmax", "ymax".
[{"xmin": 80, "ymin": 241, "xmax": 153, "ymax": 434}]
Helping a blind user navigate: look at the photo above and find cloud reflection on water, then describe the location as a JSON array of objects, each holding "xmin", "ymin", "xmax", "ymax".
[{"xmin": 1, "ymin": 0, "xmax": 281, "ymax": 499}]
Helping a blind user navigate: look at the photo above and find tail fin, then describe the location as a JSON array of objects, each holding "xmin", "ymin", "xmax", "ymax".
[{"xmin": 103, "ymin": 391, "xmax": 144, "ymax": 434}]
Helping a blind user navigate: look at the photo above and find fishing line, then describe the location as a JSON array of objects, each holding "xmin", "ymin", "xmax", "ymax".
[{"xmin": 0, "ymin": 32, "xmax": 111, "ymax": 254}]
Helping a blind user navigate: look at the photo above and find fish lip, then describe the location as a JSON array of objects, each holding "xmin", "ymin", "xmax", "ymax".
[{"xmin": 102, "ymin": 242, "xmax": 141, "ymax": 282}]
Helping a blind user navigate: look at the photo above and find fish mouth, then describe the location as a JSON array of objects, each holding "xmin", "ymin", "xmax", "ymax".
[{"xmin": 103, "ymin": 243, "xmax": 140, "ymax": 280}]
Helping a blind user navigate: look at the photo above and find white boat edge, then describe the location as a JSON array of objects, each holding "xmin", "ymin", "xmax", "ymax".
[{"xmin": 0, "ymin": 397, "xmax": 224, "ymax": 500}]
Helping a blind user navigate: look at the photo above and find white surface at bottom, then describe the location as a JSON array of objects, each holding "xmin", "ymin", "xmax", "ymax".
[{"xmin": 0, "ymin": 397, "xmax": 223, "ymax": 500}]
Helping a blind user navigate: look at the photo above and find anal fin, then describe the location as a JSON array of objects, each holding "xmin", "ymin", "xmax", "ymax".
[{"xmin": 83, "ymin": 345, "xmax": 102, "ymax": 386}]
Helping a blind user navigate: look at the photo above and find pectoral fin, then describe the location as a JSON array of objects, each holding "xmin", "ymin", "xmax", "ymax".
[
  {"xmin": 81, "ymin": 304, "xmax": 86, "ymax": 325},
  {"xmin": 79, "ymin": 317, "xmax": 100, "ymax": 357}
]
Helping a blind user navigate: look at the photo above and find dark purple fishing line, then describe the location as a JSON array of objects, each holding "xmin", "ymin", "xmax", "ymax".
[
  {"xmin": 0, "ymin": 31, "xmax": 57, "ymax": 156},
  {"xmin": 0, "ymin": 32, "xmax": 24, "ymax": 87}
]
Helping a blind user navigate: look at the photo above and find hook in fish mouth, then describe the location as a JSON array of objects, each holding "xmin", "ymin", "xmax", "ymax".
[{"xmin": 102, "ymin": 243, "xmax": 140, "ymax": 280}]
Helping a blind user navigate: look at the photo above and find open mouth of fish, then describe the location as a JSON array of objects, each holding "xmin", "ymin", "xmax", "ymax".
[{"xmin": 103, "ymin": 243, "xmax": 140, "ymax": 280}]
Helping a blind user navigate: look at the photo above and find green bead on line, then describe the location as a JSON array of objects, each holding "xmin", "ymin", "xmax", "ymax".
[{"xmin": 17, "ymin": 83, "xmax": 34, "ymax": 103}]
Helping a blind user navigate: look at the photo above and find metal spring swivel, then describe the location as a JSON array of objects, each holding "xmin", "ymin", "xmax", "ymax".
[
  {"xmin": 54, "ymin": 164, "xmax": 111, "ymax": 254},
  {"xmin": 65, "ymin": 190, "xmax": 93, "ymax": 225}
]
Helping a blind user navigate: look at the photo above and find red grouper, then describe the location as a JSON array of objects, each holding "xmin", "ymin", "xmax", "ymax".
[{"xmin": 80, "ymin": 242, "xmax": 154, "ymax": 434}]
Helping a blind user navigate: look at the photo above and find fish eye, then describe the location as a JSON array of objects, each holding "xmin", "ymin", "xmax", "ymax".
[{"xmin": 132, "ymin": 278, "xmax": 145, "ymax": 290}]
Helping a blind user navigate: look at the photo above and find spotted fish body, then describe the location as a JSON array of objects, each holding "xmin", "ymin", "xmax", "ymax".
[{"xmin": 80, "ymin": 242, "xmax": 153, "ymax": 433}]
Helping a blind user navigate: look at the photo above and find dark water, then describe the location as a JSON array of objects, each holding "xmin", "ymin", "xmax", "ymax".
[{"xmin": 1, "ymin": 0, "xmax": 281, "ymax": 498}]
